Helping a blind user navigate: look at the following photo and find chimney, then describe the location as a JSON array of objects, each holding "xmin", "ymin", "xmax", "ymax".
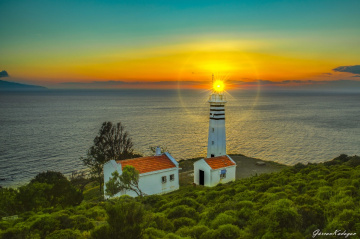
[{"xmin": 155, "ymin": 146, "xmax": 162, "ymax": 156}]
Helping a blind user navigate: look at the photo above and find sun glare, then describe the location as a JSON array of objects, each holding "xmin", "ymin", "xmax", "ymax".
[{"xmin": 213, "ymin": 80, "xmax": 225, "ymax": 92}]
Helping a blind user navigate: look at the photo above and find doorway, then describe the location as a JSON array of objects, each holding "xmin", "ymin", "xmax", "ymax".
[{"xmin": 199, "ymin": 170, "xmax": 204, "ymax": 186}]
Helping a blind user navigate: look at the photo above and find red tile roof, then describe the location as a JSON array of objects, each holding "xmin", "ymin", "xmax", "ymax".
[
  {"xmin": 117, "ymin": 154, "xmax": 176, "ymax": 174},
  {"xmin": 204, "ymin": 155, "xmax": 235, "ymax": 170}
]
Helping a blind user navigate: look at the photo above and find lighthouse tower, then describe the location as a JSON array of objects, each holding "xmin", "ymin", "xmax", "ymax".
[{"xmin": 207, "ymin": 75, "xmax": 227, "ymax": 158}]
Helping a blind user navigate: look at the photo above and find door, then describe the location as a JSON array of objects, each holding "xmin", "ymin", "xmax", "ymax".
[{"xmin": 199, "ymin": 170, "xmax": 204, "ymax": 185}]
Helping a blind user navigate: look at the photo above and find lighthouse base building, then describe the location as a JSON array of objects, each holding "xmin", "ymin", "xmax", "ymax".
[{"xmin": 194, "ymin": 155, "xmax": 236, "ymax": 187}]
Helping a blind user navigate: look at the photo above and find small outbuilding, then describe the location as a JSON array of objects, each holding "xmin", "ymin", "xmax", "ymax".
[
  {"xmin": 104, "ymin": 148, "xmax": 179, "ymax": 199},
  {"xmin": 193, "ymin": 155, "xmax": 236, "ymax": 187}
]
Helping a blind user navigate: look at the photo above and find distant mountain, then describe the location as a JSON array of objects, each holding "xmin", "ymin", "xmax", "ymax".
[{"xmin": 0, "ymin": 79, "xmax": 47, "ymax": 91}]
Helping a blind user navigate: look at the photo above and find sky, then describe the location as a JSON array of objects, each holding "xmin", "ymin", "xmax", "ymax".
[{"xmin": 1, "ymin": 0, "xmax": 360, "ymax": 89}]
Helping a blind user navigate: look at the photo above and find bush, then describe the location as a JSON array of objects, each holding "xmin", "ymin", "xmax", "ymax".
[
  {"xmin": 47, "ymin": 229, "xmax": 82, "ymax": 239},
  {"xmin": 199, "ymin": 229, "xmax": 217, "ymax": 239},
  {"xmin": 167, "ymin": 205, "xmax": 198, "ymax": 220},
  {"xmin": 265, "ymin": 199, "xmax": 301, "ymax": 232},
  {"xmin": 84, "ymin": 205, "xmax": 107, "ymax": 221},
  {"xmin": 0, "ymin": 221, "xmax": 11, "ymax": 230},
  {"xmin": 346, "ymin": 156, "xmax": 360, "ymax": 167},
  {"xmin": 0, "ymin": 188, "xmax": 18, "ymax": 217},
  {"xmin": 16, "ymin": 171, "xmax": 83, "ymax": 212},
  {"xmin": 189, "ymin": 225, "xmax": 209, "ymax": 239},
  {"xmin": 175, "ymin": 226, "xmax": 191, "ymax": 237},
  {"xmin": 0, "ymin": 227, "xmax": 30, "ymax": 239},
  {"xmin": 30, "ymin": 214, "xmax": 60, "ymax": 238},
  {"xmin": 70, "ymin": 215, "xmax": 94, "ymax": 230},
  {"xmin": 172, "ymin": 217, "xmax": 196, "ymax": 230},
  {"xmin": 143, "ymin": 227, "xmax": 167, "ymax": 239},
  {"xmin": 215, "ymin": 224, "xmax": 242, "ymax": 239},
  {"xmin": 316, "ymin": 186, "xmax": 333, "ymax": 200},
  {"xmin": 106, "ymin": 200, "xmax": 145, "ymax": 239},
  {"xmin": 210, "ymin": 212, "xmax": 236, "ymax": 229},
  {"xmin": 91, "ymin": 224, "xmax": 110, "ymax": 239},
  {"xmin": 298, "ymin": 204, "xmax": 325, "ymax": 230},
  {"xmin": 147, "ymin": 213, "xmax": 174, "ymax": 231}
]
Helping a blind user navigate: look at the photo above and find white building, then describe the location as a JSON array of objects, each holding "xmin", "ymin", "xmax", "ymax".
[
  {"xmin": 194, "ymin": 155, "xmax": 236, "ymax": 187},
  {"xmin": 207, "ymin": 76, "xmax": 227, "ymax": 158},
  {"xmin": 103, "ymin": 149, "xmax": 180, "ymax": 199}
]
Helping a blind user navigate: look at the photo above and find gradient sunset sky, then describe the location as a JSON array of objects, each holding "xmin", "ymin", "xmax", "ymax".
[{"xmin": 1, "ymin": 0, "xmax": 360, "ymax": 89}]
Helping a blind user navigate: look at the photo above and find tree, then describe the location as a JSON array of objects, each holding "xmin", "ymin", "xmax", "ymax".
[
  {"xmin": 16, "ymin": 171, "xmax": 83, "ymax": 211},
  {"xmin": 81, "ymin": 121, "xmax": 139, "ymax": 191},
  {"xmin": 105, "ymin": 166, "xmax": 145, "ymax": 197},
  {"xmin": 69, "ymin": 170, "xmax": 90, "ymax": 193}
]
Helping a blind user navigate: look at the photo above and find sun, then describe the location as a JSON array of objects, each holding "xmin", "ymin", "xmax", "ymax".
[{"xmin": 213, "ymin": 80, "xmax": 225, "ymax": 92}]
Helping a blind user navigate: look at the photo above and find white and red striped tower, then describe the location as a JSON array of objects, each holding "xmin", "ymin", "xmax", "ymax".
[{"xmin": 207, "ymin": 74, "xmax": 227, "ymax": 158}]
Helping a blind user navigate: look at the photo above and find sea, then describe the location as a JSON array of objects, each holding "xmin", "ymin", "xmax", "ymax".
[{"xmin": 1, "ymin": 89, "xmax": 359, "ymax": 187}]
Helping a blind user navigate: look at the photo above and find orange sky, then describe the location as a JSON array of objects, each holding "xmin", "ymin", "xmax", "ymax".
[{"xmin": 1, "ymin": 1, "xmax": 360, "ymax": 89}]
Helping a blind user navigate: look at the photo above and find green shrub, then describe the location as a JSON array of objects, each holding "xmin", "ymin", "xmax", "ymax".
[
  {"xmin": 30, "ymin": 214, "xmax": 60, "ymax": 238},
  {"xmin": 85, "ymin": 206, "xmax": 107, "ymax": 221},
  {"xmin": 210, "ymin": 212, "xmax": 236, "ymax": 229},
  {"xmin": 163, "ymin": 232, "xmax": 189, "ymax": 239},
  {"xmin": 70, "ymin": 215, "xmax": 94, "ymax": 230},
  {"xmin": 265, "ymin": 199, "xmax": 301, "ymax": 232},
  {"xmin": 216, "ymin": 224, "xmax": 242, "ymax": 239},
  {"xmin": 172, "ymin": 217, "xmax": 196, "ymax": 230},
  {"xmin": 188, "ymin": 225, "xmax": 209, "ymax": 239},
  {"xmin": 47, "ymin": 229, "xmax": 82, "ymax": 239},
  {"xmin": 199, "ymin": 229, "xmax": 217, "ymax": 239},
  {"xmin": 143, "ymin": 227, "xmax": 166, "ymax": 239},
  {"xmin": 298, "ymin": 204, "xmax": 325, "ymax": 230},
  {"xmin": 0, "ymin": 188, "xmax": 18, "ymax": 217},
  {"xmin": 326, "ymin": 209, "xmax": 360, "ymax": 231},
  {"xmin": 316, "ymin": 186, "xmax": 333, "ymax": 200},
  {"xmin": 167, "ymin": 205, "xmax": 198, "ymax": 220},
  {"xmin": 106, "ymin": 200, "xmax": 145, "ymax": 239},
  {"xmin": 175, "ymin": 226, "xmax": 191, "ymax": 237},
  {"xmin": 147, "ymin": 213, "xmax": 174, "ymax": 231},
  {"xmin": 0, "ymin": 221, "xmax": 11, "ymax": 230},
  {"xmin": 205, "ymin": 191, "xmax": 219, "ymax": 201},
  {"xmin": 91, "ymin": 224, "xmax": 110, "ymax": 239},
  {"xmin": 15, "ymin": 171, "xmax": 83, "ymax": 212}
]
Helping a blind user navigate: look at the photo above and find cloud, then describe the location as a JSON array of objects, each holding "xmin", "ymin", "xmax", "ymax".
[
  {"xmin": 58, "ymin": 80, "xmax": 204, "ymax": 89},
  {"xmin": 229, "ymin": 79, "xmax": 360, "ymax": 91},
  {"xmin": 316, "ymin": 72, "xmax": 332, "ymax": 77},
  {"xmin": 333, "ymin": 65, "xmax": 360, "ymax": 74},
  {"xmin": 230, "ymin": 79, "xmax": 315, "ymax": 86},
  {"xmin": 0, "ymin": 70, "xmax": 9, "ymax": 78},
  {"xmin": 60, "ymin": 80, "xmax": 201, "ymax": 86}
]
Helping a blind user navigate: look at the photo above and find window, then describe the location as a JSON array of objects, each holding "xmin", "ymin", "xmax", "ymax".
[
  {"xmin": 170, "ymin": 174, "xmax": 175, "ymax": 181},
  {"xmin": 220, "ymin": 169, "xmax": 226, "ymax": 179},
  {"xmin": 212, "ymin": 141, "xmax": 214, "ymax": 145},
  {"xmin": 212, "ymin": 128, "xmax": 214, "ymax": 132},
  {"xmin": 162, "ymin": 176, "xmax": 167, "ymax": 183}
]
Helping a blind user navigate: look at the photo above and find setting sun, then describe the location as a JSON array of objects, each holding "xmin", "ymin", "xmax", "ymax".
[{"xmin": 213, "ymin": 80, "xmax": 225, "ymax": 92}]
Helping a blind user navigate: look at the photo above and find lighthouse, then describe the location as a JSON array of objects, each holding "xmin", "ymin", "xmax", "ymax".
[{"xmin": 207, "ymin": 74, "xmax": 227, "ymax": 158}]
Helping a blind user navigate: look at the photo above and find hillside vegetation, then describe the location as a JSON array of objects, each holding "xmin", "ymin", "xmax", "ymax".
[{"xmin": 1, "ymin": 154, "xmax": 360, "ymax": 239}]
